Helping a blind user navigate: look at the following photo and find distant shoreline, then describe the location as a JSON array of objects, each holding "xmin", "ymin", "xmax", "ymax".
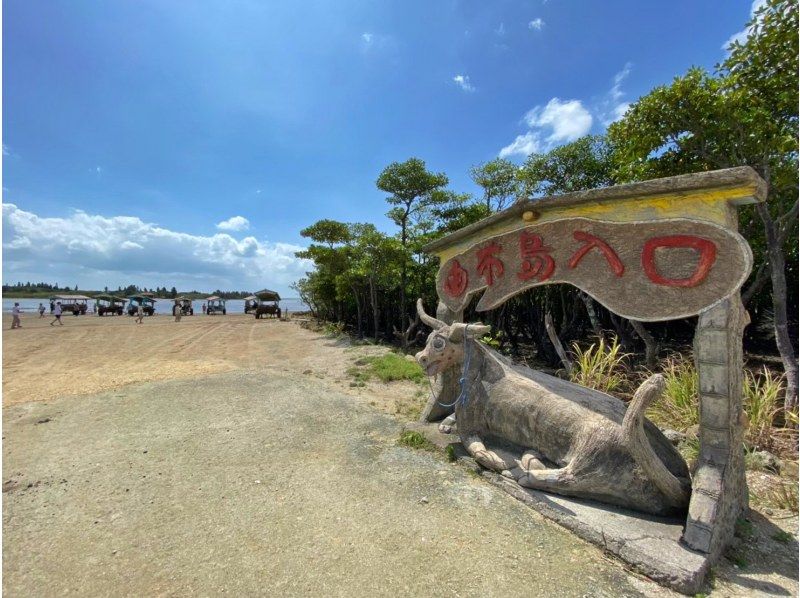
[{"xmin": 2, "ymin": 291, "xmax": 301, "ymax": 301}]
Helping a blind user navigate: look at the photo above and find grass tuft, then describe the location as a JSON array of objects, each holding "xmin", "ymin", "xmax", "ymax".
[
  {"xmin": 772, "ymin": 530, "xmax": 794, "ymax": 544},
  {"xmin": 445, "ymin": 444, "xmax": 457, "ymax": 462},
  {"xmin": 646, "ymin": 354, "xmax": 699, "ymax": 430},
  {"xmin": 349, "ymin": 353, "xmax": 426, "ymax": 385},
  {"xmin": 398, "ymin": 430, "xmax": 434, "ymax": 451},
  {"xmin": 744, "ymin": 366, "xmax": 784, "ymax": 450},
  {"xmin": 569, "ymin": 336, "xmax": 629, "ymax": 394}
]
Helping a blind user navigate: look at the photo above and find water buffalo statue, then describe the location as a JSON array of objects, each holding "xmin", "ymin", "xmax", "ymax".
[{"xmin": 415, "ymin": 299, "xmax": 691, "ymax": 516}]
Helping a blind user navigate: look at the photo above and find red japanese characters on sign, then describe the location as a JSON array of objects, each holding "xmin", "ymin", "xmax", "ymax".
[
  {"xmin": 517, "ymin": 231, "xmax": 555, "ymax": 282},
  {"xmin": 476, "ymin": 243, "xmax": 504, "ymax": 286},
  {"xmin": 435, "ymin": 218, "xmax": 752, "ymax": 321},
  {"xmin": 443, "ymin": 260, "xmax": 468, "ymax": 297}
]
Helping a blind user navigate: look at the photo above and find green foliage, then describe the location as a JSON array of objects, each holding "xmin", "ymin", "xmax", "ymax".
[
  {"xmin": 517, "ymin": 135, "xmax": 615, "ymax": 197},
  {"xmin": 349, "ymin": 353, "xmax": 426, "ymax": 384},
  {"xmin": 646, "ymin": 355, "xmax": 699, "ymax": 430},
  {"xmin": 734, "ymin": 518, "xmax": 754, "ymax": 539},
  {"xmin": 398, "ymin": 430, "xmax": 435, "ymax": 451},
  {"xmin": 569, "ymin": 336, "xmax": 629, "ymax": 393},
  {"xmin": 470, "ymin": 158, "xmax": 520, "ymax": 211},
  {"xmin": 772, "ymin": 530, "xmax": 794, "ymax": 543},
  {"xmin": 744, "ymin": 366, "xmax": 784, "ymax": 448},
  {"xmin": 445, "ymin": 444, "xmax": 457, "ymax": 462}
]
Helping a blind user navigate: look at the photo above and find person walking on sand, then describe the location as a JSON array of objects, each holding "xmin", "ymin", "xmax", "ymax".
[
  {"xmin": 50, "ymin": 301, "xmax": 63, "ymax": 326},
  {"xmin": 38, "ymin": 303, "xmax": 46, "ymax": 318},
  {"xmin": 202, "ymin": 302, "xmax": 207, "ymax": 314},
  {"xmin": 11, "ymin": 302, "xmax": 22, "ymax": 329},
  {"xmin": 135, "ymin": 303, "xmax": 145, "ymax": 324},
  {"xmin": 173, "ymin": 300, "xmax": 182, "ymax": 322}
]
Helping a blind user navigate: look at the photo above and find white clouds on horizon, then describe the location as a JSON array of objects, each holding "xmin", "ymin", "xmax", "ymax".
[
  {"xmin": 528, "ymin": 18, "xmax": 545, "ymax": 31},
  {"xmin": 453, "ymin": 74, "xmax": 475, "ymax": 92},
  {"xmin": 216, "ymin": 215, "xmax": 250, "ymax": 231},
  {"xmin": 2, "ymin": 204, "xmax": 312, "ymax": 294}
]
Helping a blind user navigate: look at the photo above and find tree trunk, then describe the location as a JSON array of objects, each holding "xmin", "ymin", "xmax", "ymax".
[
  {"xmin": 579, "ymin": 292, "xmax": 604, "ymax": 338},
  {"xmin": 545, "ymin": 311, "xmax": 573, "ymax": 374},
  {"xmin": 369, "ymin": 276, "xmax": 379, "ymax": 340},
  {"xmin": 352, "ymin": 285, "xmax": 363, "ymax": 339},
  {"xmin": 756, "ymin": 202, "xmax": 798, "ymax": 411},
  {"xmin": 630, "ymin": 319, "xmax": 659, "ymax": 369}
]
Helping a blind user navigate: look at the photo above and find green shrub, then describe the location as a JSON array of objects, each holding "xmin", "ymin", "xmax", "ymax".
[
  {"xmin": 744, "ymin": 366, "xmax": 784, "ymax": 449},
  {"xmin": 398, "ymin": 430, "xmax": 434, "ymax": 451},
  {"xmin": 569, "ymin": 336, "xmax": 629, "ymax": 394},
  {"xmin": 646, "ymin": 355, "xmax": 699, "ymax": 430}
]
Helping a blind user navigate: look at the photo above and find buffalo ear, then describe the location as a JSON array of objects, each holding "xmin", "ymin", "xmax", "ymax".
[{"xmin": 448, "ymin": 322, "xmax": 491, "ymax": 342}]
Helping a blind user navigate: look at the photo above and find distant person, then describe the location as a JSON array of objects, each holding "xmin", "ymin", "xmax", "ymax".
[
  {"xmin": 50, "ymin": 300, "xmax": 55, "ymax": 313},
  {"xmin": 135, "ymin": 303, "xmax": 145, "ymax": 324},
  {"xmin": 173, "ymin": 301, "xmax": 182, "ymax": 322},
  {"xmin": 202, "ymin": 302, "xmax": 207, "ymax": 314},
  {"xmin": 11, "ymin": 302, "xmax": 22, "ymax": 329},
  {"xmin": 50, "ymin": 302, "xmax": 63, "ymax": 326},
  {"xmin": 38, "ymin": 303, "xmax": 46, "ymax": 318}
]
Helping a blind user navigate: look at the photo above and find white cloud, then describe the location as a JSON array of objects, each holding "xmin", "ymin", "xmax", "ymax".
[
  {"xmin": 361, "ymin": 32, "xmax": 373, "ymax": 44},
  {"xmin": 2, "ymin": 145, "xmax": 10, "ymax": 156},
  {"xmin": 2, "ymin": 204, "xmax": 312, "ymax": 293},
  {"xmin": 452, "ymin": 74, "xmax": 475, "ymax": 93},
  {"xmin": 722, "ymin": 0, "xmax": 766, "ymax": 51},
  {"xmin": 528, "ymin": 18, "xmax": 545, "ymax": 31},
  {"xmin": 499, "ymin": 132, "xmax": 542, "ymax": 158},
  {"xmin": 525, "ymin": 98, "xmax": 593, "ymax": 144},
  {"xmin": 495, "ymin": 22, "xmax": 506, "ymax": 36},
  {"xmin": 216, "ymin": 216, "xmax": 250, "ymax": 231},
  {"xmin": 600, "ymin": 62, "xmax": 633, "ymax": 125},
  {"xmin": 498, "ymin": 98, "xmax": 592, "ymax": 158}
]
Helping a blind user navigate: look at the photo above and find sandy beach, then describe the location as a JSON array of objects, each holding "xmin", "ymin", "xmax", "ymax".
[
  {"xmin": 3, "ymin": 312, "xmax": 797, "ymax": 596},
  {"xmin": 1, "ymin": 313, "xmax": 420, "ymax": 412}
]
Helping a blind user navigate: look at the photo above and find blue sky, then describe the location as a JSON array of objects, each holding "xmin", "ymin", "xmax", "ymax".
[{"xmin": 2, "ymin": 0, "xmax": 757, "ymax": 294}]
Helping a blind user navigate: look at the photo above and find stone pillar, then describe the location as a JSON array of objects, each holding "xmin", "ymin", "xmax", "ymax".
[
  {"xmin": 420, "ymin": 302, "xmax": 463, "ymax": 422},
  {"xmin": 683, "ymin": 296, "xmax": 749, "ymax": 556}
]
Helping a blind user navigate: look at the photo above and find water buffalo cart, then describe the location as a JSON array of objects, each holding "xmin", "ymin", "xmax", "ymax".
[
  {"xmin": 94, "ymin": 294, "xmax": 126, "ymax": 316},
  {"xmin": 127, "ymin": 295, "xmax": 156, "ymax": 316},
  {"xmin": 254, "ymin": 289, "xmax": 281, "ymax": 319},
  {"xmin": 174, "ymin": 297, "xmax": 194, "ymax": 316},
  {"xmin": 243, "ymin": 295, "xmax": 258, "ymax": 314},
  {"xmin": 50, "ymin": 295, "xmax": 90, "ymax": 316},
  {"xmin": 206, "ymin": 296, "xmax": 226, "ymax": 315}
]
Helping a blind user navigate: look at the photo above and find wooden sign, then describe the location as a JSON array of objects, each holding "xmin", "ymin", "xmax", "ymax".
[{"xmin": 435, "ymin": 218, "xmax": 752, "ymax": 321}]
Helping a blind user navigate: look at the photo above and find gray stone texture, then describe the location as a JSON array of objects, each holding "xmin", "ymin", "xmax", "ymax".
[
  {"xmin": 684, "ymin": 296, "xmax": 749, "ymax": 556},
  {"xmin": 435, "ymin": 218, "xmax": 752, "ymax": 322}
]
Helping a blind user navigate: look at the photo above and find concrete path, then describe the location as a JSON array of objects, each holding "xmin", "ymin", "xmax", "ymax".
[{"xmin": 3, "ymin": 369, "xmax": 669, "ymax": 597}]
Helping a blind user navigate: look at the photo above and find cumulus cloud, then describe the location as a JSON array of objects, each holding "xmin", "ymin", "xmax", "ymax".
[
  {"xmin": 528, "ymin": 18, "xmax": 545, "ymax": 30},
  {"xmin": 2, "ymin": 204, "xmax": 312, "ymax": 293},
  {"xmin": 722, "ymin": 0, "xmax": 766, "ymax": 51},
  {"xmin": 499, "ymin": 98, "xmax": 591, "ymax": 158},
  {"xmin": 216, "ymin": 215, "xmax": 250, "ymax": 231},
  {"xmin": 525, "ymin": 98, "xmax": 593, "ymax": 144},
  {"xmin": 452, "ymin": 74, "xmax": 475, "ymax": 93},
  {"xmin": 499, "ymin": 132, "xmax": 542, "ymax": 159}
]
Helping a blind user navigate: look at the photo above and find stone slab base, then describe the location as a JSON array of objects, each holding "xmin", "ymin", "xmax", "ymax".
[{"xmin": 406, "ymin": 423, "xmax": 711, "ymax": 595}]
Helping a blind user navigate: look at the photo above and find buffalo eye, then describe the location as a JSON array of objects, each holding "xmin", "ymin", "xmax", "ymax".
[{"xmin": 432, "ymin": 336, "xmax": 446, "ymax": 351}]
